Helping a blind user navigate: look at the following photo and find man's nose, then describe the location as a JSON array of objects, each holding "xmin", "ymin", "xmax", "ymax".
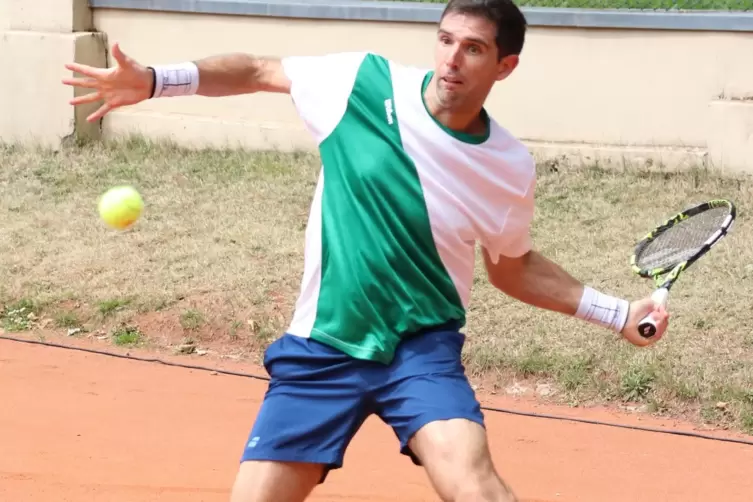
[{"xmin": 444, "ymin": 44, "xmax": 462, "ymax": 70}]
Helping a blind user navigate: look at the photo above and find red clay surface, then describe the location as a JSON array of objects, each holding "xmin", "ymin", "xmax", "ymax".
[{"xmin": 2, "ymin": 336, "xmax": 752, "ymax": 502}]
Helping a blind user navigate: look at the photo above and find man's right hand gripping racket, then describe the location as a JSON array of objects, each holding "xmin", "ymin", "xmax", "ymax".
[{"xmin": 630, "ymin": 199, "xmax": 737, "ymax": 338}]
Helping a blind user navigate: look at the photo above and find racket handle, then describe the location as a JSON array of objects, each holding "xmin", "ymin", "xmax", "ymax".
[{"xmin": 637, "ymin": 287, "xmax": 669, "ymax": 338}]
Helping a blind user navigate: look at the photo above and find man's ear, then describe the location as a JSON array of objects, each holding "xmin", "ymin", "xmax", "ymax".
[{"xmin": 496, "ymin": 54, "xmax": 519, "ymax": 82}]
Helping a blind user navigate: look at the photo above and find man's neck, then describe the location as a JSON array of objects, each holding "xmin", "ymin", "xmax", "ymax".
[{"xmin": 423, "ymin": 74, "xmax": 487, "ymax": 136}]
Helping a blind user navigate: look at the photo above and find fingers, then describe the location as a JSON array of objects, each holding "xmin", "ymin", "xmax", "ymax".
[
  {"xmin": 64, "ymin": 62, "xmax": 107, "ymax": 79},
  {"xmin": 646, "ymin": 305, "xmax": 670, "ymax": 342},
  {"xmin": 111, "ymin": 42, "xmax": 141, "ymax": 71},
  {"xmin": 657, "ymin": 306, "xmax": 670, "ymax": 331},
  {"xmin": 69, "ymin": 91, "xmax": 102, "ymax": 106},
  {"xmin": 62, "ymin": 77, "xmax": 101, "ymax": 89},
  {"xmin": 653, "ymin": 305, "xmax": 669, "ymax": 323},
  {"xmin": 86, "ymin": 102, "xmax": 113, "ymax": 123},
  {"xmin": 626, "ymin": 300, "xmax": 670, "ymax": 347},
  {"xmin": 111, "ymin": 42, "xmax": 130, "ymax": 67}
]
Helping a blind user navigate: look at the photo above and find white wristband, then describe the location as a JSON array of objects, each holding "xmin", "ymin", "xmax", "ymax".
[
  {"xmin": 150, "ymin": 62, "xmax": 199, "ymax": 98},
  {"xmin": 575, "ymin": 286, "xmax": 630, "ymax": 333}
]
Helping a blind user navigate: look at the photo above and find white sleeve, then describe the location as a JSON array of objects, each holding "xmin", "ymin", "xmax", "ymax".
[
  {"xmin": 482, "ymin": 173, "xmax": 536, "ymax": 263},
  {"xmin": 281, "ymin": 52, "xmax": 368, "ymax": 144}
]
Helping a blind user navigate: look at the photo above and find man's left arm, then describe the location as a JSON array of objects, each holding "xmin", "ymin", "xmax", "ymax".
[
  {"xmin": 480, "ymin": 162, "xmax": 668, "ymax": 347},
  {"xmin": 482, "ymin": 247, "xmax": 669, "ymax": 347},
  {"xmin": 482, "ymin": 248, "xmax": 585, "ymax": 318}
]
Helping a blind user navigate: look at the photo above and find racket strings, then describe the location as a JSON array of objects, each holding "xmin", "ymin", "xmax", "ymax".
[{"xmin": 635, "ymin": 207, "xmax": 729, "ymax": 270}]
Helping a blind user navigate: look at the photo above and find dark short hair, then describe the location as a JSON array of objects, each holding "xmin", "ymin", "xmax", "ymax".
[{"xmin": 440, "ymin": 0, "xmax": 527, "ymax": 59}]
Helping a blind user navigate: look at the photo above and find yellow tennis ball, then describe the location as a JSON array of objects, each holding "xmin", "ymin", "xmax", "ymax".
[{"xmin": 98, "ymin": 185, "xmax": 144, "ymax": 230}]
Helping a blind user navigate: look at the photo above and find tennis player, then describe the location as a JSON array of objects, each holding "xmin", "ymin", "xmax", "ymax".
[{"xmin": 63, "ymin": 0, "xmax": 669, "ymax": 500}]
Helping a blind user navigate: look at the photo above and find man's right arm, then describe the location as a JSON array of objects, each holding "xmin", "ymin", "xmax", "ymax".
[
  {"xmin": 62, "ymin": 43, "xmax": 293, "ymax": 122},
  {"xmin": 64, "ymin": 42, "xmax": 364, "ymax": 129},
  {"xmin": 146, "ymin": 53, "xmax": 290, "ymax": 99},
  {"xmin": 188, "ymin": 53, "xmax": 291, "ymax": 97}
]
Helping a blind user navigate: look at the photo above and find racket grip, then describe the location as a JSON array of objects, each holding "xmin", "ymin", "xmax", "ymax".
[{"xmin": 637, "ymin": 287, "xmax": 669, "ymax": 338}]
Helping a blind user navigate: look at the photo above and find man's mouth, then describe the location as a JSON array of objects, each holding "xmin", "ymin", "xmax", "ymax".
[{"xmin": 441, "ymin": 76, "xmax": 463, "ymax": 89}]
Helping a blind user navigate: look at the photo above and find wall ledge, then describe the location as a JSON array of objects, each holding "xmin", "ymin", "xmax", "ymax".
[{"xmin": 89, "ymin": 0, "xmax": 753, "ymax": 32}]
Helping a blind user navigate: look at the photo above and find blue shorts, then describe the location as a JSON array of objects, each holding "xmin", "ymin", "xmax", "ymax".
[{"xmin": 240, "ymin": 321, "xmax": 485, "ymax": 482}]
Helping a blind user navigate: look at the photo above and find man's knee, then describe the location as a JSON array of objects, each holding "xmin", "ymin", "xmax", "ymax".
[
  {"xmin": 453, "ymin": 475, "xmax": 517, "ymax": 502},
  {"xmin": 408, "ymin": 418, "xmax": 517, "ymax": 502},
  {"xmin": 229, "ymin": 460, "xmax": 324, "ymax": 502}
]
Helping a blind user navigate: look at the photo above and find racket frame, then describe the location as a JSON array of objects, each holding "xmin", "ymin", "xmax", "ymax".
[{"xmin": 629, "ymin": 198, "xmax": 736, "ymax": 338}]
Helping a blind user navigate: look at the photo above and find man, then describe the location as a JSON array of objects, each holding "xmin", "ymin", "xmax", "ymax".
[{"xmin": 63, "ymin": 0, "xmax": 669, "ymax": 500}]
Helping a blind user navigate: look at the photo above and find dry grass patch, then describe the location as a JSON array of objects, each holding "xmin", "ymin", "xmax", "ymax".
[
  {"xmin": 0, "ymin": 136, "xmax": 315, "ymax": 358},
  {"xmin": 2, "ymin": 137, "xmax": 752, "ymax": 433}
]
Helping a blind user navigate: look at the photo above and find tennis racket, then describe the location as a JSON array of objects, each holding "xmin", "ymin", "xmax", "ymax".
[{"xmin": 630, "ymin": 198, "xmax": 736, "ymax": 338}]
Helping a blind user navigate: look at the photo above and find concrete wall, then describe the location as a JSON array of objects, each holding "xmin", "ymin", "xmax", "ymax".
[
  {"xmin": 0, "ymin": 0, "xmax": 107, "ymax": 146},
  {"xmin": 3, "ymin": 0, "xmax": 753, "ymax": 173}
]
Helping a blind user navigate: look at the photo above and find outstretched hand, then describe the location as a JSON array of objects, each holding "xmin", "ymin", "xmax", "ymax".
[
  {"xmin": 621, "ymin": 296, "xmax": 670, "ymax": 347},
  {"xmin": 62, "ymin": 43, "xmax": 153, "ymax": 123}
]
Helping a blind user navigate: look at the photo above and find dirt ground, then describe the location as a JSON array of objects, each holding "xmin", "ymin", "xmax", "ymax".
[{"xmin": 2, "ymin": 335, "xmax": 752, "ymax": 502}]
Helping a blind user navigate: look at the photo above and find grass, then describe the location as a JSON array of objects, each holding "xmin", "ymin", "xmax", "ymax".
[
  {"xmin": 1, "ymin": 136, "xmax": 753, "ymax": 434},
  {"xmin": 388, "ymin": 0, "xmax": 753, "ymax": 11},
  {"xmin": 113, "ymin": 324, "xmax": 144, "ymax": 346}
]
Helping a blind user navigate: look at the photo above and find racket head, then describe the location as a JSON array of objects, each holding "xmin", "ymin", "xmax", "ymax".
[{"xmin": 630, "ymin": 199, "xmax": 736, "ymax": 283}]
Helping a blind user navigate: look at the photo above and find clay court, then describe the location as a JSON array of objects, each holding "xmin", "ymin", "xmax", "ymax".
[{"xmin": 2, "ymin": 335, "xmax": 752, "ymax": 502}]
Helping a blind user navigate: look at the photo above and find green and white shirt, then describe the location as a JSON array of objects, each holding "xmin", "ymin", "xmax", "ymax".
[{"xmin": 281, "ymin": 51, "xmax": 536, "ymax": 364}]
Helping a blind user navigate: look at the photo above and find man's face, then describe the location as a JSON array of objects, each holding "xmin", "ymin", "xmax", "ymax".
[{"xmin": 433, "ymin": 12, "xmax": 519, "ymax": 110}]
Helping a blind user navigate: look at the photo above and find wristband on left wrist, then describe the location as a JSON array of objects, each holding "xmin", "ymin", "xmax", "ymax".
[{"xmin": 574, "ymin": 286, "xmax": 630, "ymax": 333}]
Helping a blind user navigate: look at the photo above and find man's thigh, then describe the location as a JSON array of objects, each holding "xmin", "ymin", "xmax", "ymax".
[
  {"xmin": 409, "ymin": 418, "xmax": 517, "ymax": 502},
  {"xmin": 239, "ymin": 334, "xmax": 371, "ymax": 486},
  {"xmin": 230, "ymin": 460, "xmax": 323, "ymax": 502},
  {"xmin": 373, "ymin": 324, "xmax": 485, "ymax": 464}
]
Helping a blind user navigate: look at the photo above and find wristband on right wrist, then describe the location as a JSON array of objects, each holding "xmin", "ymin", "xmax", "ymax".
[
  {"xmin": 146, "ymin": 62, "xmax": 200, "ymax": 99},
  {"xmin": 147, "ymin": 67, "xmax": 156, "ymax": 98}
]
